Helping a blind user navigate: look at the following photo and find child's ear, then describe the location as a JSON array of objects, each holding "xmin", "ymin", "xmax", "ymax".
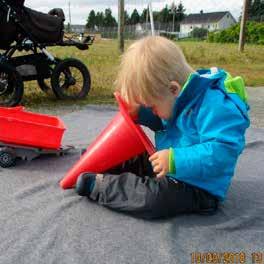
[{"xmin": 170, "ymin": 81, "xmax": 181, "ymax": 97}]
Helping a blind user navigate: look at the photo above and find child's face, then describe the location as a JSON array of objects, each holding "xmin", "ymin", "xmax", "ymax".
[{"xmin": 145, "ymin": 81, "xmax": 181, "ymax": 120}]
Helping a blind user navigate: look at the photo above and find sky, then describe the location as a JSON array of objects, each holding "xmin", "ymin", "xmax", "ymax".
[{"xmin": 25, "ymin": 0, "xmax": 243, "ymax": 24}]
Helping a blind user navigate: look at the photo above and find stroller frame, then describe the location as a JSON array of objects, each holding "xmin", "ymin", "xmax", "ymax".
[{"xmin": 0, "ymin": 0, "xmax": 95, "ymax": 106}]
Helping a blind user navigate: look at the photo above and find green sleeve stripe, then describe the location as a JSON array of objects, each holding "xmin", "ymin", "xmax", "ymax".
[
  {"xmin": 169, "ymin": 148, "xmax": 176, "ymax": 174},
  {"xmin": 182, "ymin": 73, "xmax": 196, "ymax": 92}
]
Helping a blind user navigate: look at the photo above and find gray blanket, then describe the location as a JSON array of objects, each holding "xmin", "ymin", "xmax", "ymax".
[{"xmin": 1, "ymin": 106, "xmax": 263, "ymax": 264}]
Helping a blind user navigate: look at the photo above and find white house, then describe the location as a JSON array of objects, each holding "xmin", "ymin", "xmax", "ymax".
[{"xmin": 180, "ymin": 11, "xmax": 236, "ymax": 35}]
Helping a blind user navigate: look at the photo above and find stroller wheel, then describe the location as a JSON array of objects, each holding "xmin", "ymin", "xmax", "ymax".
[
  {"xmin": 37, "ymin": 78, "xmax": 53, "ymax": 94},
  {"xmin": 0, "ymin": 64, "xmax": 24, "ymax": 107},
  {"xmin": 36, "ymin": 57, "xmax": 60, "ymax": 94},
  {"xmin": 51, "ymin": 58, "xmax": 91, "ymax": 100}
]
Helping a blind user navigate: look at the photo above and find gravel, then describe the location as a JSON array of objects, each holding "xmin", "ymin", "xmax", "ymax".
[{"xmin": 247, "ymin": 87, "xmax": 264, "ymax": 128}]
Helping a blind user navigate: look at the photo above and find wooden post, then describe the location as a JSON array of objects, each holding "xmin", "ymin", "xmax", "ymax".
[
  {"xmin": 239, "ymin": 0, "xmax": 250, "ymax": 52},
  {"xmin": 118, "ymin": 0, "xmax": 125, "ymax": 53}
]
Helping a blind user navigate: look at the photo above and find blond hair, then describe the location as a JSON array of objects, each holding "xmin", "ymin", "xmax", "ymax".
[{"xmin": 115, "ymin": 36, "xmax": 194, "ymax": 105}]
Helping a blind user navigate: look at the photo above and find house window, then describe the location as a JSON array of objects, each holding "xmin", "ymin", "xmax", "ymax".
[
  {"xmin": 208, "ymin": 25, "xmax": 210, "ymax": 28},
  {"xmin": 190, "ymin": 26, "xmax": 192, "ymax": 29},
  {"xmin": 227, "ymin": 14, "xmax": 229, "ymax": 18}
]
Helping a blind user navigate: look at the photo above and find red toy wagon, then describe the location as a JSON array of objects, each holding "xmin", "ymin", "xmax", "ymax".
[{"xmin": 0, "ymin": 106, "xmax": 73, "ymax": 167}]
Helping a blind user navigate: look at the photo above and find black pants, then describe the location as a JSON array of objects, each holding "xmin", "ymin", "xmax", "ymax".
[{"xmin": 89, "ymin": 153, "xmax": 219, "ymax": 220}]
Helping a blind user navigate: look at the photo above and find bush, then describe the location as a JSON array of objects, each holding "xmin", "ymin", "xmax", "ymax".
[
  {"xmin": 190, "ymin": 27, "xmax": 208, "ymax": 39},
  {"xmin": 208, "ymin": 22, "xmax": 264, "ymax": 45}
]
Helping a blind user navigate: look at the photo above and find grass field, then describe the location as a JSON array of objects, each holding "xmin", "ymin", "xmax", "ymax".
[{"xmin": 19, "ymin": 38, "xmax": 264, "ymax": 109}]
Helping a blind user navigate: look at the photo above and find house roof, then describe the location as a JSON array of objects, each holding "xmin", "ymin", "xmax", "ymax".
[{"xmin": 181, "ymin": 11, "xmax": 230, "ymax": 24}]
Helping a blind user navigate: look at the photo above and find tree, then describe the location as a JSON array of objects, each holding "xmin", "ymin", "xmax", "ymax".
[
  {"xmin": 130, "ymin": 9, "xmax": 140, "ymax": 24},
  {"xmin": 152, "ymin": 11, "xmax": 160, "ymax": 22},
  {"xmin": 103, "ymin": 8, "xmax": 117, "ymax": 27},
  {"xmin": 86, "ymin": 10, "xmax": 96, "ymax": 29},
  {"xmin": 176, "ymin": 2, "xmax": 186, "ymax": 22},
  {"xmin": 124, "ymin": 10, "xmax": 130, "ymax": 25},
  {"xmin": 248, "ymin": 0, "xmax": 264, "ymax": 21},
  {"xmin": 159, "ymin": 5, "xmax": 170, "ymax": 23},
  {"xmin": 95, "ymin": 11, "xmax": 104, "ymax": 27},
  {"xmin": 140, "ymin": 8, "xmax": 148, "ymax": 23},
  {"xmin": 169, "ymin": 1, "xmax": 186, "ymax": 31}
]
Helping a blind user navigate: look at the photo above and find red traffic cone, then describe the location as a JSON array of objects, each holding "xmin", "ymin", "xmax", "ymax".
[{"xmin": 60, "ymin": 93, "xmax": 155, "ymax": 189}]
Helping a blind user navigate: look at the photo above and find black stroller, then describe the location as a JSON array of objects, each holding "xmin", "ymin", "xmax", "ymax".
[{"xmin": 0, "ymin": 0, "xmax": 94, "ymax": 106}]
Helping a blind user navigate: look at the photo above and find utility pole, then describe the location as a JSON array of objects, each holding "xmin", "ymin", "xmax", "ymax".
[
  {"xmin": 239, "ymin": 0, "xmax": 250, "ymax": 52},
  {"xmin": 118, "ymin": 0, "xmax": 124, "ymax": 53},
  {"xmin": 68, "ymin": 1, "xmax": 72, "ymax": 32},
  {"xmin": 148, "ymin": 1, "xmax": 155, "ymax": 36},
  {"xmin": 170, "ymin": 1, "xmax": 177, "ymax": 33},
  {"xmin": 145, "ymin": 5, "xmax": 149, "ymax": 33},
  {"xmin": 146, "ymin": 5, "xmax": 149, "ymax": 24}
]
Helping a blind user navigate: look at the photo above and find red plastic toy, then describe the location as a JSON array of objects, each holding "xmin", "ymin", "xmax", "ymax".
[
  {"xmin": 0, "ymin": 106, "xmax": 73, "ymax": 168},
  {"xmin": 60, "ymin": 92, "xmax": 155, "ymax": 189}
]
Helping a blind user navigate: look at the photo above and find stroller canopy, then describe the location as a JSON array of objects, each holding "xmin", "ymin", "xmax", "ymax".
[
  {"xmin": 7, "ymin": 0, "xmax": 25, "ymax": 6},
  {"xmin": 0, "ymin": 0, "xmax": 64, "ymax": 49}
]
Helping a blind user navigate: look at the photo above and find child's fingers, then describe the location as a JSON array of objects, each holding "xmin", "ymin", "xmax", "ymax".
[
  {"xmin": 156, "ymin": 171, "xmax": 165, "ymax": 178},
  {"xmin": 151, "ymin": 160, "xmax": 159, "ymax": 168},
  {"xmin": 153, "ymin": 165, "xmax": 162, "ymax": 173},
  {"xmin": 149, "ymin": 153, "xmax": 158, "ymax": 162}
]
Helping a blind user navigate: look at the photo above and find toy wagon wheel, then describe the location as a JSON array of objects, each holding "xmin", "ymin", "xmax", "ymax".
[
  {"xmin": 51, "ymin": 58, "xmax": 91, "ymax": 100},
  {"xmin": 0, "ymin": 151, "xmax": 16, "ymax": 168},
  {"xmin": 0, "ymin": 63, "xmax": 24, "ymax": 106}
]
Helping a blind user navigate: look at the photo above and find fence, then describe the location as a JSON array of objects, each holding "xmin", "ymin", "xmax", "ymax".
[
  {"xmin": 83, "ymin": 22, "xmax": 191, "ymax": 40},
  {"xmin": 67, "ymin": 0, "xmax": 263, "ymax": 44}
]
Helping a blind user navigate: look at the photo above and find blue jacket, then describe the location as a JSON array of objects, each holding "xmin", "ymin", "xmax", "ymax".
[{"xmin": 138, "ymin": 68, "xmax": 250, "ymax": 200}]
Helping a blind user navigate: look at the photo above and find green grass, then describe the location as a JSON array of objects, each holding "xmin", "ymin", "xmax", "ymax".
[
  {"xmin": 18, "ymin": 39, "xmax": 264, "ymax": 109},
  {"xmin": 178, "ymin": 41, "xmax": 264, "ymax": 87}
]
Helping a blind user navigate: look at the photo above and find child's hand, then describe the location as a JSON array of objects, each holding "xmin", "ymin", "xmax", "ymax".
[{"xmin": 149, "ymin": 149, "xmax": 170, "ymax": 178}]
